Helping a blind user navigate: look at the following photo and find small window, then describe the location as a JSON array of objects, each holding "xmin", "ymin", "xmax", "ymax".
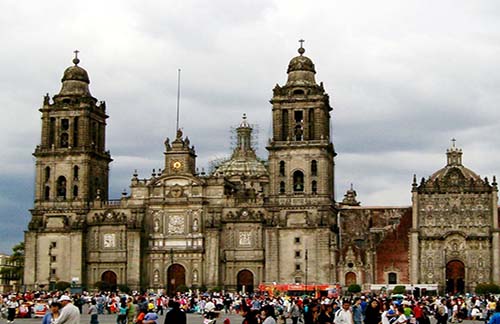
[
  {"xmin": 73, "ymin": 166, "xmax": 79, "ymax": 180},
  {"xmin": 388, "ymin": 272, "xmax": 397, "ymax": 284},
  {"xmin": 50, "ymin": 242, "xmax": 57, "ymax": 249},
  {"xmin": 279, "ymin": 181, "xmax": 286, "ymax": 194},
  {"xmin": 73, "ymin": 185, "xmax": 78, "ymax": 198},
  {"xmin": 311, "ymin": 160, "xmax": 318, "ymax": 176},
  {"xmin": 294, "ymin": 237, "xmax": 301, "ymax": 244},
  {"xmin": 51, "ymin": 256, "xmax": 56, "ymax": 262},
  {"xmin": 295, "ymin": 264, "xmax": 301, "ymax": 271},
  {"xmin": 293, "ymin": 89, "xmax": 305, "ymax": 95},
  {"xmin": 51, "ymin": 268, "xmax": 56, "ymax": 275},
  {"xmin": 295, "ymin": 251, "xmax": 301, "ymax": 258},
  {"xmin": 294, "ymin": 277, "xmax": 302, "ymax": 284},
  {"xmin": 279, "ymin": 161, "xmax": 285, "ymax": 176}
]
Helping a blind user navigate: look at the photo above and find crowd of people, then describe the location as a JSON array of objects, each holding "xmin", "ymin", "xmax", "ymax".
[{"xmin": 2, "ymin": 290, "xmax": 500, "ymax": 324}]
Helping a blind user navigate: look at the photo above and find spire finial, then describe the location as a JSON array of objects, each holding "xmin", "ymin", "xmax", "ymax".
[
  {"xmin": 350, "ymin": 183, "xmax": 354, "ymax": 190},
  {"xmin": 73, "ymin": 50, "xmax": 80, "ymax": 66},
  {"xmin": 298, "ymin": 39, "xmax": 305, "ymax": 55},
  {"xmin": 451, "ymin": 138, "xmax": 456, "ymax": 148}
]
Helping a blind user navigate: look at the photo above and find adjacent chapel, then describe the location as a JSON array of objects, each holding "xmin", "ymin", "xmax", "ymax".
[{"xmin": 24, "ymin": 46, "xmax": 499, "ymax": 294}]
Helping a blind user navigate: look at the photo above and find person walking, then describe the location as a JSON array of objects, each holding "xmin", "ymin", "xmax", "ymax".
[
  {"xmin": 334, "ymin": 300, "xmax": 354, "ymax": 324},
  {"xmin": 6, "ymin": 296, "xmax": 19, "ymax": 324},
  {"xmin": 88, "ymin": 300, "xmax": 99, "ymax": 324},
  {"xmin": 164, "ymin": 301, "xmax": 186, "ymax": 324},
  {"xmin": 54, "ymin": 295, "xmax": 81, "ymax": 324},
  {"xmin": 42, "ymin": 302, "xmax": 61, "ymax": 324}
]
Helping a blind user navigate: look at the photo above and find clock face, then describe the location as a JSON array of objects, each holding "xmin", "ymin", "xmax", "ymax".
[{"xmin": 171, "ymin": 160, "xmax": 182, "ymax": 170}]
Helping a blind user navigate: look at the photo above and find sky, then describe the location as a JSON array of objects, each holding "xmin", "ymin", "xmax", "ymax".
[{"xmin": 1, "ymin": 0, "xmax": 500, "ymax": 254}]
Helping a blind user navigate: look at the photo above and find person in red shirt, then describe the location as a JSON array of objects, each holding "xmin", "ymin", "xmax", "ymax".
[{"xmin": 412, "ymin": 302, "xmax": 423, "ymax": 324}]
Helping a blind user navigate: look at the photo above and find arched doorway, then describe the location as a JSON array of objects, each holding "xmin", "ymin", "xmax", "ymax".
[
  {"xmin": 167, "ymin": 264, "xmax": 186, "ymax": 296},
  {"xmin": 446, "ymin": 260, "xmax": 465, "ymax": 294},
  {"xmin": 345, "ymin": 272, "xmax": 357, "ymax": 286},
  {"xmin": 101, "ymin": 270, "xmax": 117, "ymax": 291},
  {"xmin": 237, "ymin": 270, "xmax": 254, "ymax": 293}
]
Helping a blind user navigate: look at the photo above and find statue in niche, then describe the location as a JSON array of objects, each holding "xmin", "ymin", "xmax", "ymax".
[
  {"xmin": 153, "ymin": 219, "xmax": 160, "ymax": 232},
  {"xmin": 154, "ymin": 270, "xmax": 160, "ymax": 282},
  {"xmin": 192, "ymin": 218, "xmax": 199, "ymax": 232},
  {"xmin": 193, "ymin": 270, "xmax": 198, "ymax": 282}
]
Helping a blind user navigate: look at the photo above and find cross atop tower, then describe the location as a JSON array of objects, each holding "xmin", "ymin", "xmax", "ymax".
[
  {"xmin": 73, "ymin": 50, "xmax": 80, "ymax": 66},
  {"xmin": 451, "ymin": 138, "xmax": 456, "ymax": 148},
  {"xmin": 298, "ymin": 39, "xmax": 305, "ymax": 55}
]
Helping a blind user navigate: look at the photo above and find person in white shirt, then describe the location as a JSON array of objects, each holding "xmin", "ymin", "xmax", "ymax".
[
  {"xmin": 54, "ymin": 295, "xmax": 81, "ymax": 324},
  {"xmin": 6, "ymin": 296, "xmax": 19, "ymax": 323},
  {"xmin": 334, "ymin": 300, "xmax": 354, "ymax": 324}
]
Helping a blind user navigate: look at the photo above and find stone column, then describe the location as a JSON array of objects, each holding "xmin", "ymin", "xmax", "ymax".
[
  {"xmin": 409, "ymin": 231, "xmax": 419, "ymax": 284},
  {"xmin": 492, "ymin": 189, "xmax": 499, "ymax": 284}
]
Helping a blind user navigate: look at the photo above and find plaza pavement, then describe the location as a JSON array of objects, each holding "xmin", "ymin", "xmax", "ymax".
[
  {"xmin": 6, "ymin": 314, "xmax": 489, "ymax": 324},
  {"xmin": 9, "ymin": 311, "xmax": 243, "ymax": 324}
]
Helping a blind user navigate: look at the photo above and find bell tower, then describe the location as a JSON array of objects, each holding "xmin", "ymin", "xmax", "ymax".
[
  {"xmin": 33, "ymin": 52, "xmax": 112, "ymax": 205},
  {"xmin": 267, "ymin": 43, "xmax": 336, "ymax": 201}
]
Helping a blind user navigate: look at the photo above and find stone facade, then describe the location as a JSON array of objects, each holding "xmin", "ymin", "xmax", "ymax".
[{"xmin": 24, "ymin": 47, "xmax": 499, "ymax": 294}]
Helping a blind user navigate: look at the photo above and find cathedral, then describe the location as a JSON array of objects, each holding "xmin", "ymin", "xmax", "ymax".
[{"xmin": 24, "ymin": 45, "xmax": 499, "ymax": 295}]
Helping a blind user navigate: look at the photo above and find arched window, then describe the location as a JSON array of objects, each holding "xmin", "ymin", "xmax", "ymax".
[
  {"xmin": 44, "ymin": 186, "xmax": 50, "ymax": 200},
  {"xmin": 281, "ymin": 110, "xmax": 289, "ymax": 141},
  {"xmin": 311, "ymin": 160, "xmax": 317, "ymax": 176},
  {"xmin": 73, "ymin": 185, "xmax": 78, "ymax": 198},
  {"xmin": 279, "ymin": 181, "xmax": 285, "ymax": 194},
  {"xmin": 308, "ymin": 109, "xmax": 315, "ymax": 140},
  {"xmin": 293, "ymin": 171, "xmax": 304, "ymax": 192},
  {"xmin": 312, "ymin": 180, "xmax": 317, "ymax": 194},
  {"xmin": 56, "ymin": 176, "xmax": 67, "ymax": 200},
  {"xmin": 279, "ymin": 161, "xmax": 285, "ymax": 176},
  {"xmin": 388, "ymin": 272, "xmax": 397, "ymax": 284},
  {"xmin": 73, "ymin": 117, "xmax": 79, "ymax": 147},
  {"xmin": 44, "ymin": 167, "xmax": 51, "ymax": 182},
  {"xmin": 73, "ymin": 166, "xmax": 79, "ymax": 180},
  {"xmin": 60, "ymin": 133, "xmax": 69, "ymax": 148},
  {"xmin": 49, "ymin": 117, "xmax": 56, "ymax": 147}
]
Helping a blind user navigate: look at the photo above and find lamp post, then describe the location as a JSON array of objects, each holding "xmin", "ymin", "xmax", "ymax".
[
  {"xmin": 48, "ymin": 245, "xmax": 53, "ymax": 291},
  {"xmin": 305, "ymin": 248, "xmax": 308, "ymax": 294}
]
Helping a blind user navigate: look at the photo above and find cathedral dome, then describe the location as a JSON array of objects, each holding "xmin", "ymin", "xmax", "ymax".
[
  {"xmin": 62, "ymin": 64, "xmax": 90, "ymax": 83},
  {"xmin": 286, "ymin": 45, "xmax": 317, "ymax": 86},
  {"xmin": 287, "ymin": 54, "xmax": 316, "ymax": 74},
  {"xmin": 57, "ymin": 54, "xmax": 92, "ymax": 97},
  {"xmin": 213, "ymin": 114, "xmax": 268, "ymax": 178}
]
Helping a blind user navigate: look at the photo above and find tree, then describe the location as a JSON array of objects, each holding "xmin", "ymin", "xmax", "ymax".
[
  {"xmin": 0, "ymin": 242, "xmax": 24, "ymax": 284},
  {"xmin": 348, "ymin": 284, "xmax": 362, "ymax": 293},
  {"xmin": 55, "ymin": 281, "xmax": 71, "ymax": 291},
  {"xmin": 476, "ymin": 283, "xmax": 500, "ymax": 295},
  {"xmin": 392, "ymin": 285, "xmax": 406, "ymax": 294}
]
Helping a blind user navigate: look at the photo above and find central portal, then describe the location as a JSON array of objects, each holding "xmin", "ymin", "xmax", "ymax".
[
  {"xmin": 446, "ymin": 260, "xmax": 465, "ymax": 294},
  {"xmin": 167, "ymin": 264, "xmax": 186, "ymax": 296},
  {"xmin": 237, "ymin": 270, "xmax": 254, "ymax": 293}
]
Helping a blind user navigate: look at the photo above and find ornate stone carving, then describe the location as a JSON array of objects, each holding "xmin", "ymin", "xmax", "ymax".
[
  {"xmin": 168, "ymin": 215, "xmax": 185, "ymax": 234},
  {"xmin": 239, "ymin": 231, "xmax": 252, "ymax": 246},
  {"xmin": 103, "ymin": 233, "xmax": 116, "ymax": 248}
]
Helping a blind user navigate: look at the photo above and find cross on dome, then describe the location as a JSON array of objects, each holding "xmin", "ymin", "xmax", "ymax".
[
  {"xmin": 298, "ymin": 39, "xmax": 305, "ymax": 55},
  {"xmin": 73, "ymin": 50, "xmax": 80, "ymax": 66}
]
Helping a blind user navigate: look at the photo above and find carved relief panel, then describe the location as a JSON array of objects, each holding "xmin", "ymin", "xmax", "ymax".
[
  {"xmin": 418, "ymin": 194, "xmax": 491, "ymax": 236},
  {"xmin": 168, "ymin": 215, "xmax": 185, "ymax": 234}
]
